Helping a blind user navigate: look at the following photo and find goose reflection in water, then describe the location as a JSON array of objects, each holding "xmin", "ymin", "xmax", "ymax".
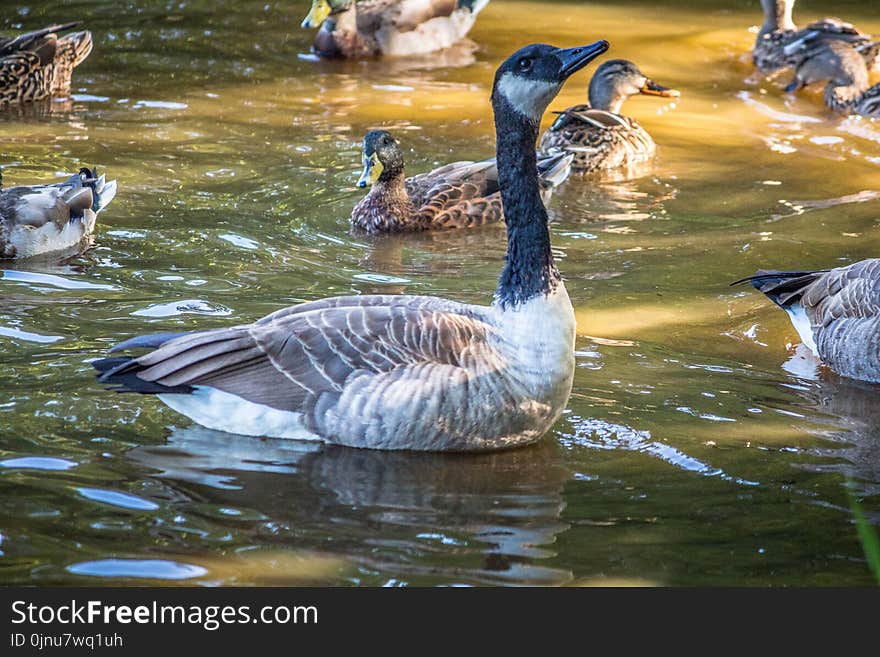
[
  {"xmin": 127, "ymin": 426, "xmax": 574, "ymax": 585},
  {"xmin": 783, "ymin": 355, "xmax": 880, "ymax": 501}
]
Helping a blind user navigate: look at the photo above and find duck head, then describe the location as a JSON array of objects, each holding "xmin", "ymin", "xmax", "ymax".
[
  {"xmin": 588, "ymin": 60, "xmax": 680, "ymax": 114},
  {"xmin": 301, "ymin": 0, "xmax": 352, "ymax": 29},
  {"xmin": 357, "ymin": 130, "xmax": 405, "ymax": 188},
  {"xmin": 491, "ymin": 40, "xmax": 610, "ymax": 122}
]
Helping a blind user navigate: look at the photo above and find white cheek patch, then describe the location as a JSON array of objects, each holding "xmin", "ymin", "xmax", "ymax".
[{"xmin": 497, "ymin": 73, "xmax": 561, "ymax": 121}]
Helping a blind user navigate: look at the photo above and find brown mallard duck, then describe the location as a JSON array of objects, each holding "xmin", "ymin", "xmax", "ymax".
[
  {"xmin": 0, "ymin": 167, "xmax": 116, "ymax": 259},
  {"xmin": 785, "ymin": 40, "xmax": 880, "ymax": 118},
  {"xmin": 737, "ymin": 259, "xmax": 880, "ymax": 383},
  {"xmin": 301, "ymin": 0, "xmax": 489, "ymax": 58},
  {"xmin": 538, "ymin": 60, "xmax": 679, "ymax": 175},
  {"xmin": 0, "ymin": 22, "xmax": 93, "ymax": 109},
  {"xmin": 753, "ymin": 0, "xmax": 879, "ymax": 74},
  {"xmin": 351, "ymin": 129, "xmax": 573, "ymax": 233}
]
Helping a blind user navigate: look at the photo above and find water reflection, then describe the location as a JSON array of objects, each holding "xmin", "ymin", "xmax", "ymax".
[
  {"xmin": 792, "ymin": 372, "xmax": 880, "ymax": 500},
  {"xmin": 556, "ymin": 175, "xmax": 679, "ymax": 224},
  {"xmin": 127, "ymin": 426, "xmax": 574, "ymax": 585}
]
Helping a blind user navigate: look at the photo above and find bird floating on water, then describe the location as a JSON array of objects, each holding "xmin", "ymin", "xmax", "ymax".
[
  {"xmin": 0, "ymin": 22, "xmax": 93, "ymax": 108},
  {"xmin": 538, "ymin": 59, "xmax": 679, "ymax": 175},
  {"xmin": 93, "ymin": 39, "xmax": 610, "ymax": 451},
  {"xmin": 752, "ymin": 0, "xmax": 879, "ymax": 74},
  {"xmin": 351, "ymin": 129, "xmax": 573, "ymax": 233},
  {"xmin": 785, "ymin": 40, "xmax": 880, "ymax": 118},
  {"xmin": 0, "ymin": 167, "xmax": 116, "ymax": 259},
  {"xmin": 300, "ymin": 0, "xmax": 489, "ymax": 58},
  {"xmin": 737, "ymin": 259, "xmax": 880, "ymax": 384}
]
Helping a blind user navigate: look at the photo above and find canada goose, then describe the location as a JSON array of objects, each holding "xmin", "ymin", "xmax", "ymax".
[
  {"xmin": 753, "ymin": 0, "xmax": 879, "ymax": 74},
  {"xmin": 301, "ymin": 0, "xmax": 489, "ymax": 58},
  {"xmin": 351, "ymin": 129, "xmax": 573, "ymax": 233},
  {"xmin": 784, "ymin": 40, "xmax": 880, "ymax": 118},
  {"xmin": 0, "ymin": 22, "xmax": 93, "ymax": 108},
  {"xmin": 538, "ymin": 59, "xmax": 679, "ymax": 175},
  {"xmin": 736, "ymin": 259, "xmax": 880, "ymax": 383},
  {"xmin": 93, "ymin": 39, "xmax": 610, "ymax": 451},
  {"xmin": 0, "ymin": 167, "xmax": 117, "ymax": 259}
]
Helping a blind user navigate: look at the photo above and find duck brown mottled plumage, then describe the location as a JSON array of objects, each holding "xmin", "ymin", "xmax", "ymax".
[
  {"xmin": 351, "ymin": 129, "xmax": 573, "ymax": 233},
  {"xmin": 738, "ymin": 259, "xmax": 880, "ymax": 383},
  {"xmin": 0, "ymin": 22, "xmax": 93, "ymax": 108},
  {"xmin": 753, "ymin": 0, "xmax": 879, "ymax": 74},
  {"xmin": 538, "ymin": 59, "xmax": 679, "ymax": 175},
  {"xmin": 301, "ymin": 0, "xmax": 489, "ymax": 58}
]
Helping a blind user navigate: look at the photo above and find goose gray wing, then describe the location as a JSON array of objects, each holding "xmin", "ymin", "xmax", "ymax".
[
  {"xmin": 99, "ymin": 294, "xmax": 502, "ymax": 430},
  {"xmin": 800, "ymin": 260, "xmax": 880, "ymax": 326},
  {"xmin": 742, "ymin": 260, "xmax": 880, "ymax": 381}
]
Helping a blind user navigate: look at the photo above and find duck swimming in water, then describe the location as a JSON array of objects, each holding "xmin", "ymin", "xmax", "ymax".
[
  {"xmin": 785, "ymin": 40, "xmax": 880, "ymax": 118},
  {"xmin": 301, "ymin": 0, "xmax": 489, "ymax": 58},
  {"xmin": 351, "ymin": 129, "xmax": 573, "ymax": 233},
  {"xmin": 93, "ymin": 39, "xmax": 610, "ymax": 452},
  {"xmin": 0, "ymin": 22, "xmax": 93, "ymax": 109},
  {"xmin": 538, "ymin": 59, "xmax": 679, "ymax": 175},
  {"xmin": 738, "ymin": 259, "xmax": 880, "ymax": 384},
  {"xmin": 0, "ymin": 167, "xmax": 117, "ymax": 259},
  {"xmin": 752, "ymin": 0, "xmax": 879, "ymax": 74}
]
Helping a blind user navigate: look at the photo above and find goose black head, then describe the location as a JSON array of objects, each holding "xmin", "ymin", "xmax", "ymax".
[
  {"xmin": 491, "ymin": 40, "xmax": 610, "ymax": 122},
  {"xmin": 301, "ymin": 0, "xmax": 352, "ymax": 29},
  {"xmin": 357, "ymin": 130, "xmax": 405, "ymax": 188},
  {"xmin": 588, "ymin": 59, "xmax": 680, "ymax": 114}
]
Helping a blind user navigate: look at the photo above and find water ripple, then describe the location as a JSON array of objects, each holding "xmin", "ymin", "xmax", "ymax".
[{"xmin": 66, "ymin": 559, "xmax": 206, "ymax": 580}]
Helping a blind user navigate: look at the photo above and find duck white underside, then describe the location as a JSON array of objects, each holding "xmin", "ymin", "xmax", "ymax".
[
  {"xmin": 158, "ymin": 387, "xmax": 322, "ymax": 441},
  {"xmin": 8, "ymin": 212, "xmax": 96, "ymax": 258},
  {"xmin": 376, "ymin": 0, "xmax": 488, "ymax": 56},
  {"xmin": 783, "ymin": 304, "xmax": 818, "ymax": 356}
]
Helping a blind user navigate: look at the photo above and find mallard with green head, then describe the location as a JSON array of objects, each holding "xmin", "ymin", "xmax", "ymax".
[
  {"xmin": 538, "ymin": 59, "xmax": 679, "ymax": 175},
  {"xmin": 785, "ymin": 40, "xmax": 880, "ymax": 118},
  {"xmin": 351, "ymin": 129, "xmax": 574, "ymax": 233},
  {"xmin": 0, "ymin": 167, "xmax": 116, "ymax": 259},
  {"xmin": 0, "ymin": 22, "xmax": 92, "ymax": 109},
  {"xmin": 753, "ymin": 0, "xmax": 879, "ymax": 74},
  {"xmin": 301, "ymin": 0, "xmax": 489, "ymax": 58}
]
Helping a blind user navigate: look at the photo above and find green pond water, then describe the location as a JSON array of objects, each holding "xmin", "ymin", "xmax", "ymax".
[{"xmin": 2, "ymin": 0, "xmax": 880, "ymax": 586}]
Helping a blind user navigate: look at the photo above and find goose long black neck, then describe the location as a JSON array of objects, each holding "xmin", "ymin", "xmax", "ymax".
[{"xmin": 492, "ymin": 93, "xmax": 561, "ymax": 309}]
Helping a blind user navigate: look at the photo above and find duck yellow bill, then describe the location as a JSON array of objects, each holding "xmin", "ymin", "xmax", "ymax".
[
  {"xmin": 356, "ymin": 154, "xmax": 383, "ymax": 188},
  {"xmin": 302, "ymin": 0, "xmax": 331, "ymax": 29},
  {"xmin": 640, "ymin": 79, "xmax": 680, "ymax": 98}
]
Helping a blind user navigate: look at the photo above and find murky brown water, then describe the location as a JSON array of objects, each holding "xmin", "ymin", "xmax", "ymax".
[{"xmin": 2, "ymin": 0, "xmax": 880, "ymax": 586}]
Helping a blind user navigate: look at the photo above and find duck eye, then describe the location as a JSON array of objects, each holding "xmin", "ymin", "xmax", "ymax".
[{"xmin": 518, "ymin": 57, "xmax": 532, "ymax": 71}]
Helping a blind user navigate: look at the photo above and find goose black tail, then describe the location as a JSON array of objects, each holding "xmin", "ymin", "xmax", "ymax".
[
  {"xmin": 93, "ymin": 331, "xmax": 194, "ymax": 394},
  {"xmin": 731, "ymin": 269, "xmax": 827, "ymax": 307}
]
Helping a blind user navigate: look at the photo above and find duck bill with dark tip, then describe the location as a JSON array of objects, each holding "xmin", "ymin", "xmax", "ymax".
[{"xmin": 639, "ymin": 79, "xmax": 680, "ymax": 98}]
